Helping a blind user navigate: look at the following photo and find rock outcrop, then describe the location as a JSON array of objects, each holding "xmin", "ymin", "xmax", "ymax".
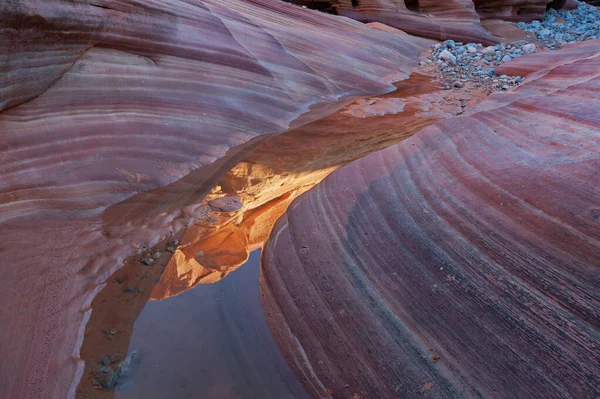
[
  {"xmin": 293, "ymin": 0, "xmax": 575, "ymax": 43},
  {"xmin": 295, "ymin": 0, "xmax": 499, "ymax": 43},
  {"xmin": 151, "ymin": 71, "xmax": 462, "ymax": 300},
  {"xmin": 0, "ymin": 1, "xmax": 429, "ymax": 397},
  {"xmin": 262, "ymin": 42, "xmax": 600, "ymax": 398}
]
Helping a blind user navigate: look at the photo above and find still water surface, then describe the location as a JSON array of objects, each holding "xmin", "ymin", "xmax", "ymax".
[{"xmin": 115, "ymin": 250, "xmax": 308, "ymax": 399}]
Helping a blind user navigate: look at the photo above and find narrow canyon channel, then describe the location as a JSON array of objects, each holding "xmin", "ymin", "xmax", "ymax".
[{"xmin": 75, "ymin": 71, "xmax": 463, "ymax": 398}]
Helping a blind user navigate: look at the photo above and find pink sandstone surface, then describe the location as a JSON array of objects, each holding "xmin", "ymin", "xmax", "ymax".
[
  {"xmin": 0, "ymin": 1, "xmax": 429, "ymax": 397},
  {"xmin": 1, "ymin": 0, "xmax": 596, "ymax": 398},
  {"xmin": 261, "ymin": 42, "xmax": 600, "ymax": 398}
]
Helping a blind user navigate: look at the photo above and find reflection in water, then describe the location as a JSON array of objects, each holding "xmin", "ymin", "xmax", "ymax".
[{"xmin": 116, "ymin": 250, "xmax": 308, "ymax": 399}]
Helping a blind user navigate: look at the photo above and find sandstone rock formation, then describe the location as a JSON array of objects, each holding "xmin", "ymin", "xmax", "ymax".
[
  {"xmin": 294, "ymin": 0, "xmax": 499, "ymax": 43},
  {"xmin": 151, "ymin": 71, "xmax": 464, "ymax": 300},
  {"xmin": 262, "ymin": 42, "xmax": 600, "ymax": 398},
  {"xmin": 0, "ymin": 1, "xmax": 429, "ymax": 397},
  {"xmin": 293, "ymin": 0, "xmax": 574, "ymax": 43}
]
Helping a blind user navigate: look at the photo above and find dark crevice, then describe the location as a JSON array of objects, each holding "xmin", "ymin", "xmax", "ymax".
[
  {"xmin": 546, "ymin": 0, "xmax": 567, "ymax": 10},
  {"xmin": 351, "ymin": 0, "xmax": 359, "ymax": 8},
  {"xmin": 90, "ymin": 3, "xmax": 117, "ymax": 11},
  {"xmin": 404, "ymin": 0, "xmax": 420, "ymax": 12},
  {"xmin": 286, "ymin": 1, "xmax": 337, "ymax": 14}
]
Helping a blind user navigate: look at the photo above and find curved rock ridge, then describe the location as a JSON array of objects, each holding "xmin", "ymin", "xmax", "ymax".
[
  {"xmin": 262, "ymin": 42, "xmax": 600, "ymax": 398},
  {"xmin": 150, "ymin": 71, "xmax": 457, "ymax": 300},
  {"xmin": 0, "ymin": 1, "xmax": 430, "ymax": 398}
]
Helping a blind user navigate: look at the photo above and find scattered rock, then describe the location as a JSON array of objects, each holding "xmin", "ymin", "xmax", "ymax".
[
  {"xmin": 438, "ymin": 49, "xmax": 456, "ymax": 64},
  {"xmin": 423, "ymin": 41, "xmax": 523, "ymax": 93},
  {"xmin": 99, "ymin": 355, "xmax": 112, "ymax": 366},
  {"xmin": 123, "ymin": 286, "xmax": 135, "ymax": 293},
  {"xmin": 513, "ymin": 2, "xmax": 600, "ymax": 50},
  {"xmin": 522, "ymin": 43, "xmax": 536, "ymax": 54},
  {"xmin": 140, "ymin": 257, "xmax": 154, "ymax": 266},
  {"xmin": 94, "ymin": 350, "xmax": 138, "ymax": 391},
  {"xmin": 114, "ymin": 277, "xmax": 125, "ymax": 284}
]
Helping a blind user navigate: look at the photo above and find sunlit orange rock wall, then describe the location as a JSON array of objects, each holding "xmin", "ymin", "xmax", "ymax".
[
  {"xmin": 262, "ymin": 41, "xmax": 600, "ymax": 398},
  {"xmin": 0, "ymin": 1, "xmax": 429, "ymax": 397}
]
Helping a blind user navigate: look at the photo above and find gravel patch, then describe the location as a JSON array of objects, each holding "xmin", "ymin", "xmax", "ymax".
[
  {"xmin": 422, "ymin": 40, "xmax": 526, "ymax": 92},
  {"xmin": 513, "ymin": 1, "xmax": 600, "ymax": 49},
  {"xmin": 421, "ymin": 1, "xmax": 600, "ymax": 93}
]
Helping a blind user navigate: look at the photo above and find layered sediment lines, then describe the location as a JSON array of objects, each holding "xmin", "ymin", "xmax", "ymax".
[
  {"xmin": 262, "ymin": 43, "xmax": 600, "ymax": 398},
  {"xmin": 295, "ymin": 0, "xmax": 573, "ymax": 44},
  {"xmin": 0, "ymin": 1, "xmax": 429, "ymax": 397},
  {"xmin": 152, "ymin": 72, "xmax": 452, "ymax": 299}
]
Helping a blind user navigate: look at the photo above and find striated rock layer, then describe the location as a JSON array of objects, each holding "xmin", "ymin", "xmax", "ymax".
[
  {"xmin": 296, "ymin": 0, "xmax": 499, "ymax": 43},
  {"xmin": 150, "ymin": 71, "xmax": 460, "ymax": 300},
  {"xmin": 262, "ymin": 41, "xmax": 600, "ymax": 398},
  {"xmin": 0, "ymin": 1, "xmax": 430, "ymax": 397},
  {"xmin": 295, "ymin": 0, "xmax": 573, "ymax": 42}
]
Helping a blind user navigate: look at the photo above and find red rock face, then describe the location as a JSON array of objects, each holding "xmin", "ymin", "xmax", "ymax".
[
  {"xmin": 262, "ymin": 43, "xmax": 600, "ymax": 398},
  {"xmin": 0, "ymin": 1, "xmax": 430, "ymax": 398},
  {"xmin": 299, "ymin": 0, "xmax": 500, "ymax": 43}
]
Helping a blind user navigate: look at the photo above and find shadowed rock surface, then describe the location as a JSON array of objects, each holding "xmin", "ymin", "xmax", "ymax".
[
  {"xmin": 292, "ymin": 0, "xmax": 576, "ymax": 43},
  {"xmin": 262, "ymin": 42, "xmax": 600, "ymax": 398},
  {"xmin": 0, "ymin": 1, "xmax": 429, "ymax": 397}
]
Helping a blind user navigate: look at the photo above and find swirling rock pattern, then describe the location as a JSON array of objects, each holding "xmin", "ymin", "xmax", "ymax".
[
  {"xmin": 262, "ymin": 42, "xmax": 600, "ymax": 398},
  {"xmin": 0, "ymin": 1, "xmax": 429, "ymax": 397},
  {"xmin": 151, "ymin": 71, "xmax": 454, "ymax": 299}
]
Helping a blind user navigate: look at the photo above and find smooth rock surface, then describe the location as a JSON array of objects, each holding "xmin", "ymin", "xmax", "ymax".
[
  {"xmin": 0, "ymin": 1, "xmax": 429, "ymax": 398},
  {"xmin": 262, "ymin": 43, "xmax": 600, "ymax": 399}
]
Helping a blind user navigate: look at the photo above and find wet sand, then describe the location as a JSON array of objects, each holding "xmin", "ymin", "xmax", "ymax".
[{"xmin": 113, "ymin": 250, "xmax": 308, "ymax": 399}]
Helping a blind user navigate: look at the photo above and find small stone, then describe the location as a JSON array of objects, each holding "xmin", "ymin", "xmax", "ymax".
[
  {"xmin": 124, "ymin": 286, "xmax": 135, "ymax": 293},
  {"xmin": 438, "ymin": 49, "xmax": 456, "ymax": 64},
  {"xmin": 140, "ymin": 257, "xmax": 154, "ymax": 266},
  {"xmin": 501, "ymin": 55, "xmax": 512, "ymax": 63},
  {"xmin": 443, "ymin": 39, "xmax": 456, "ymax": 49},
  {"xmin": 114, "ymin": 277, "xmax": 125, "ymax": 284},
  {"xmin": 100, "ymin": 356, "xmax": 112, "ymax": 366},
  {"xmin": 522, "ymin": 43, "xmax": 536, "ymax": 54},
  {"xmin": 482, "ymin": 46, "xmax": 495, "ymax": 55}
]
